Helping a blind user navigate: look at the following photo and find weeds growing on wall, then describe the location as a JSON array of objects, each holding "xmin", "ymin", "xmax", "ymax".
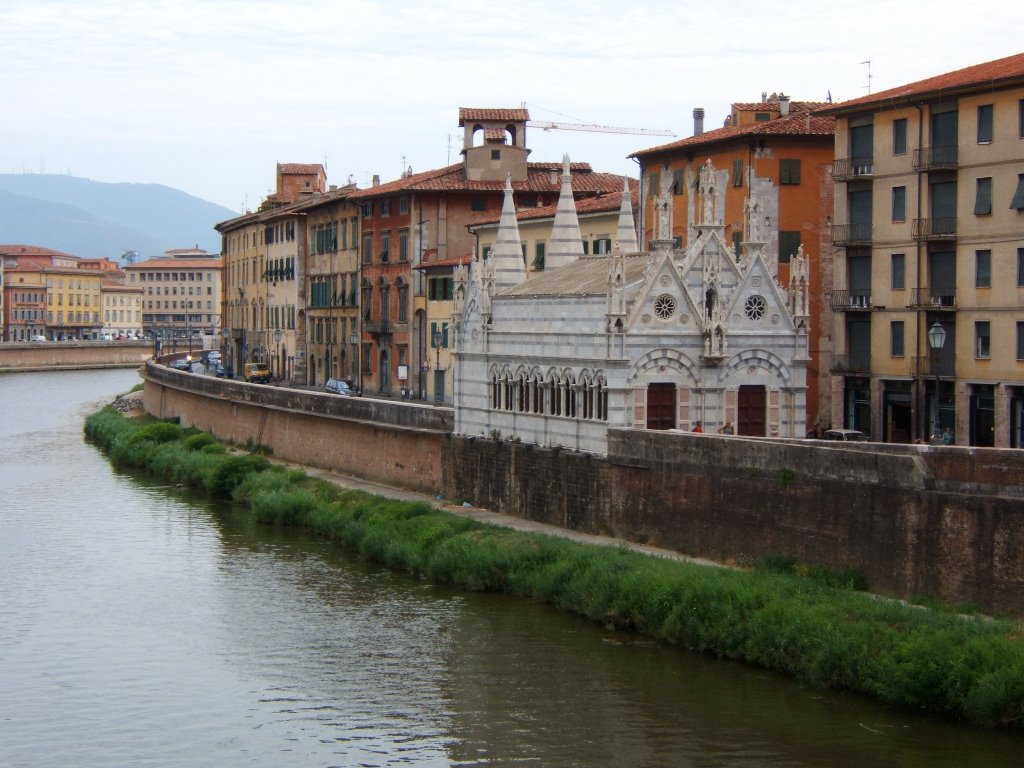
[{"xmin": 84, "ymin": 405, "xmax": 1024, "ymax": 730}]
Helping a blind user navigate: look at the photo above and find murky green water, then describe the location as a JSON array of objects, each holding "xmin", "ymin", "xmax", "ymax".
[{"xmin": 0, "ymin": 369, "xmax": 1020, "ymax": 767}]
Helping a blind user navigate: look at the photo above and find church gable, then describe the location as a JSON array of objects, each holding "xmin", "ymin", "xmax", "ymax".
[
  {"xmin": 721, "ymin": 252, "xmax": 795, "ymax": 335},
  {"xmin": 624, "ymin": 252, "xmax": 700, "ymax": 334}
]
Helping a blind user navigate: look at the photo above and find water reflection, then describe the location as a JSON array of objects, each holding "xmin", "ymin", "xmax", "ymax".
[{"xmin": 0, "ymin": 369, "xmax": 1020, "ymax": 767}]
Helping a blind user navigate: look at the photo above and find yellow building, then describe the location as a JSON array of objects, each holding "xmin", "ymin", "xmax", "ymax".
[
  {"xmin": 821, "ymin": 51, "xmax": 1024, "ymax": 447},
  {"xmin": 100, "ymin": 281, "xmax": 145, "ymax": 338}
]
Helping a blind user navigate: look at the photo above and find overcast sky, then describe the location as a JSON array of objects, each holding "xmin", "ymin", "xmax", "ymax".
[{"xmin": 2, "ymin": 0, "xmax": 1021, "ymax": 212}]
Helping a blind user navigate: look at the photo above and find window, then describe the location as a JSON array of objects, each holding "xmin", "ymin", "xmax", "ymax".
[
  {"xmin": 780, "ymin": 159, "xmax": 801, "ymax": 185},
  {"xmin": 593, "ymin": 237, "xmax": 612, "ymax": 254},
  {"xmin": 427, "ymin": 277, "xmax": 453, "ymax": 301},
  {"xmin": 731, "ymin": 159, "xmax": 743, "ymax": 186},
  {"xmin": 398, "ymin": 230, "xmax": 409, "ymax": 262},
  {"xmin": 672, "ymin": 169, "xmax": 684, "ymax": 195},
  {"xmin": 397, "ymin": 283, "xmax": 408, "ymax": 322},
  {"xmin": 361, "ymin": 202, "xmax": 372, "ymax": 217},
  {"xmin": 1011, "ymin": 174, "xmax": 1024, "ymax": 211},
  {"xmin": 1018, "ymin": 248, "xmax": 1024, "ymax": 287},
  {"xmin": 647, "ymin": 172, "xmax": 659, "ymax": 197},
  {"xmin": 974, "ymin": 177, "xmax": 992, "ymax": 215},
  {"xmin": 471, "ymin": 195, "xmax": 486, "ymax": 212},
  {"xmin": 399, "ymin": 197, "xmax": 409, "ymax": 215},
  {"xmin": 491, "ymin": 149, "xmax": 501, "ymax": 160},
  {"xmin": 891, "ymin": 253, "xmax": 906, "ymax": 290},
  {"xmin": 380, "ymin": 199, "xmax": 391, "ymax": 216},
  {"xmin": 1018, "ymin": 321, "xmax": 1024, "ymax": 360},
  {"xmin": 893, "ymin": 118, "xmax": 907, "ymax": 155},
  {"xmin": 1020, "ymin": 99, "xmax": 1024, "ymax": 138},
  {"xmin": 362, "ymin": 234, "xmax": 373, "ymax": 264},
  {"xmin": 533, "ymin": 242, "xmax": 545, "ymax": 270},
  {"xmin": 754, "ymin": 112, "xmax": 770, "ymax": 122},
  {"xmin": 977, "ymin": 104, "xmax": 993, "ymax": 143},
  {"xmin": 975, "ymin": 249, "xmax": 991, "ymax": 288},
  {"xmin": 778, "ymin": 231, "xmax": 800, "ymax": 264},
  {"xmin": 892, "ymin": 186, "xmax": 906, "ymax": 222},
  {"xmin": 890, "ymin": 321, "xmax": 905, "ymax": 357},
  {"xmin": 975, "ymin": 321, "xmax": 991, "ymax": 358},
  {"xmin": 380, "ymin": 232, "xmax": 390, "ymax": 262}
]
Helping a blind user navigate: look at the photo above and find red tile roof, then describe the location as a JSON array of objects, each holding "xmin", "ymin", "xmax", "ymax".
[
  {"xmin": 414, "ymin": 254, "xmax": 474, "ymax": 270},
  {"xmin": 483, "ymin": 127, "xmax": 507, "ymax": 141},
  {"xmin": 278, "ymin": 163, "xmax": 325, "ymax": 175},
  {"xmin": 732, "ymin": 100, "xmax": 826, "ymax": 113},
  {"xmin": 0, "ymin": 244, "xmax": 79, "ymax": 259},
  {"xmin": 467, "ymin": 183, "xmax": 639, "ymax": 228},
  {"xmin": 348, "ymin": 162, "xmax": 623, "ymax": 198},
  {"xmin": 459, "ymin": 108, "xmax": 530, "ymax": 124},
  {"xmin": 818, "ymin": 51, "xmax": 1024, "ymax": 114},
  {"xmin": 125, "ymin": 258, "xmax": 223, "ymax": 270},
  {"xmin": 630, "ymin": 113, "xmax": 834, "ymax": 158}
]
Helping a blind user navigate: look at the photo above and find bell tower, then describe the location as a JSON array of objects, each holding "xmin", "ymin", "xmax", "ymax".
[{"xmin": 459, "ymin": 107, "xmax": 530, "ymax": 182}]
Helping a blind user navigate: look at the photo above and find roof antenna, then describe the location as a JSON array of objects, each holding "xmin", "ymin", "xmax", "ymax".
[{"xmin": 861, "ymin": 59, "xmax": 872, "ymax": 94}]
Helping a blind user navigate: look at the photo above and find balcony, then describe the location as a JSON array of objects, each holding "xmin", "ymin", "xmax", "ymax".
[
  {"xmin": 912, "ymin": 217, "xmax": 957, "ymax": 241},
  {"xmin": 912, "ymin": 145, "xmax": 958, "ymax": 171},
  {"xmin": 910, "ymin": 288, "xmax": 957, "ymax": 310},
  {"xmin": 830, "ymin": 355, "xmax": 872, "ymax": 375},
  {"xmin": 832, "ymin": 223, "xmax": 873, "ymax": 246},
  {"xmin": 363, "ymin": 319, "xmax": 394, "ymax": 335},
  {"xmin": 829, "ymin": 290, "xmax": 874, "ymax": 311},
  {"xmin": 912, "ymin": 356, "xmax": 956, "ymax": 378},
  {"xmin": 832, "ymin": 156, "xmax": 874, "ymax": 181}
]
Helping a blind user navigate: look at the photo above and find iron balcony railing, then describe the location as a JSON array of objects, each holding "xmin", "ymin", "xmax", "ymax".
[
  {"xmin": 832, "ymin": 156, "xmax": 874, "ymax": 181},
  {"xmin": 832, "ymin": 222, "xmax": 873, "ymax": 246},
  {"xmin": 829, "ymin": 290, "xmax": 873, "ymax": 311},
  {"xmin": 912, "ymin": 356, "xmax": 956, "ymax": 378},
  {"xmin": 830, "ymin": 355, "xmax": 872, "ymax": 375},
  {"xmin": 912, "ymin": 217, "xmax": 957, "ymax": 241},
  {"xmin": 363, "ymin": 319, "xmax": 394, "ymax": 335},
  {"xmin": 913, "ymin": 145, "xmax": 958, "ymax": 171},
  {"xmin": 910, "ymin": 288, "xmax": 957, "ymax": 309}
]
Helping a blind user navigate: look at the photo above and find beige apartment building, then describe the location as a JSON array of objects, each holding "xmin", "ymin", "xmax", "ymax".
[
  {"xmin": 100, "ymin": 281, "xmax": 145, "ymax": 338},
  {"xmin": 124, "ymin": 251, "xmax": 223, "ymax": 348},
  {"xmin": 821, "ymin": 52, "xmax": 1024, "ymax": 447}
]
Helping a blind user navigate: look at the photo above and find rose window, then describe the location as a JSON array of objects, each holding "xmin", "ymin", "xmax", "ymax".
[
  {"xmin": 745, "ymin": 295, "xmax": 766, "ymax": 321},
  {"xmin": 653, "ymin": 294, "xmax": 676, "ymax": 320}
]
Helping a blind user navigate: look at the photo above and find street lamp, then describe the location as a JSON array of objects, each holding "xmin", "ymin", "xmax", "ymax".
[
  {"xmin": 186, "ymin": 300, "xmax": 194, "ymax": 358},
  {"xmin": 431, "ymin": 328, "xmax": 443, "ymax": 402},
  {"xmin": 927, "ymin": 321, "xmax": 947, "ymax": 439},
  {"xmin": 350, "ymin": 330, "xmax": 360, "ymax": 393},
  {"xmin": 274, "ymin": 328, "xmax": 283, "ymax": 381}
]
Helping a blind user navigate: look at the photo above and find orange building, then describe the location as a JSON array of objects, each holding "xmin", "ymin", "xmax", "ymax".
[{"xmin": 630, "ymin": 97, "xmax": 835, "ymax": 424}]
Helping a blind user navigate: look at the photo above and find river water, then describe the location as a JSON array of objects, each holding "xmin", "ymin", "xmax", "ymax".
[{"xmin": 0, "ymin": 368, "xmax": 1020, "ymax": 767}]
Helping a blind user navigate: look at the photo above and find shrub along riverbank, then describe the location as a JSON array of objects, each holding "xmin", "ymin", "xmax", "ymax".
[{"xmin": 84, "ymin": 406, "xmax": 1024, "ymax": 730}]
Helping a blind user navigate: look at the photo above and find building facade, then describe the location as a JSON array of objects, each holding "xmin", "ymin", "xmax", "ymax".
[
  {"xmin": 453, "ymin": 159, "xmax": 810, "ymax": 453},
  {"xmin": 124, "ymin": 252, "xmax": 222, "ymax": 349},
  {"xmin": 820, "ymin": 52, "xmax": 1024, "ymax": 447},
  {"xmin": 630, "ymin": 98, "xmax": 834, "ymax": 428}
]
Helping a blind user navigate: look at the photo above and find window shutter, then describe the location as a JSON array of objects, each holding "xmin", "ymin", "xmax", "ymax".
[
  {"xmin": 442, "ymin": 322, "xmax": 449, "ymax": 348},
  {"xmin": 1010, "ymin": 175, "xmax": 1024, "ymax": 211},
  {"xmin": 731, "ymin": 159, "xmax": 743, "ymax": 186},
  {"xmin": 974, "ymin": 178, "xmax": 993, "ymax": 215}
]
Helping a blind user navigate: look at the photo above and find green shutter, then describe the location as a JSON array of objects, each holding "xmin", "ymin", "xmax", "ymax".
[
  {"xmin": 731, "ymin": 159, "xmax": 743, "ymax": 186},
  {"xmin": 1010, "ymin": 175, "xmax": 1024, "ymax": 210}
]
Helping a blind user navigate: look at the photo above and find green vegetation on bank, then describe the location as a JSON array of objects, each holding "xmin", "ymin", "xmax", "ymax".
[{"xmin": 84, "ymin": 406, "xmax": 1024, "ymax": 730}]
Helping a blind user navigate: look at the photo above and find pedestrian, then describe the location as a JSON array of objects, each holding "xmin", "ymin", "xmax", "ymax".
[
  {"xmin": 717, "ymin": 421, "xmax": 734, "ymax": 435},
  {"xmin": 942, "ymin": 427, "xmax": 953, "ymax": 445},
  {"xmin": 692, "ymin": 421, "xmax": 703, "ymax": 433}
]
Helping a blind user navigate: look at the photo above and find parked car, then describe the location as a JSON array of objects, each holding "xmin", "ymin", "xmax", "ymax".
[
  {"xmin": 171, "ymin": 358, "xmax": 192, "ymax": 372},
  {"xmin": 215, "ymin": 363, "xmax": 233, "ymax": 379},
  {"xmin": 30, "ymin": 335, "xmax": 47, "ymax": 342},
  {"xmin": 325, "ymin": 378, "xmax": 357, "ymax": 396},
  {"xmin": 822, "ymin": 428, "xmax": 868, "ymax": 442},
  {"xmin": 243, "ymin": 362, "xmax": 271, "ymax": 383}
]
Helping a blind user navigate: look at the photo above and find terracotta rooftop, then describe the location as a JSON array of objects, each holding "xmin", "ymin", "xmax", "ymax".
[
  {"xmin": 630, "ymin": 112, "xmax": 835, "ymax": 158},
  {"xmin": 732, "ymin": 100, "xmax": 826, "ymax": 113},
  {"xmin": 0, "ymin": 244, "xmax": 79, "ymax": 259},
  {"xmin": 414, "ymin": 254, "xmax": 475, "ymax": 270},
  {"xmin": 817, "ymin": 51, "xmax": 1024, "ymax": 114},
  {"xmin": 459, "ymin": 108, "xmax": 530, "ymax": 124},
  {"xmin": 126, "ymin": 258, "xmax": 223, "ymax": 270},
  {"xmin": 278, "ymin": 163, "xmax": 325, "ymax": 175},
  {"xmin": 216, "ymin": 188, "xmax": 357, "ymax": 232},
  {"xmin": 348, "ymin": 162, "xmax": 624, "ymax": 199},
  {"xmin": 468, "ymin": 184, "xmax": 638, "ymax": 228}
]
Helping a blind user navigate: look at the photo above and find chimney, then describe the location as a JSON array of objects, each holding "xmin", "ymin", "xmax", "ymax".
[
  {"xmin": 372, "ymin": 174, "xmax": 380, "ymax": 187},
  {"xmin": 779, "ymin": 93, "xmax": 790, "ymax": 117},
  {"xmin": 761, "ymin": 91, "xmax": 768, "ymax": 103},
  {"xmin": 693, "ymin": 107, "xmax": 705, "ymax": 137}
]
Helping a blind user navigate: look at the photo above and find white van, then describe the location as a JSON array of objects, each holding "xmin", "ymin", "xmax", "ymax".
[{"xmin": 30, "ymin": 335, "xmax": 47, "ymax": 342}]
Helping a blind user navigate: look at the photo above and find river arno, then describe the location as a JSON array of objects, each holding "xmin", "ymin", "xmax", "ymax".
[{"xmin": 0, "ymin": 369, "xmax": 1021, "ymax": 767}]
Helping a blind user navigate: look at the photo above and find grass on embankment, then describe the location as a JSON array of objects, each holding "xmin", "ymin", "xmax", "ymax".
[{"xmin": 84, "ymin": 406, "xmax": 1024, "ymax": 730}]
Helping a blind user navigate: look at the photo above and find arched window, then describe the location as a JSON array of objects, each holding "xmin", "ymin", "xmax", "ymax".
[
  {"xmin": 596, "ymin": 376, "xmax": 608, "ymax": 421},
  {"xmin": 502, "ymin": 371, "xmax": 513, "ymax": 411},
  {"xmin": 491, "ymin": 371, "xmax": 500, "ymax": 409},
  {"xmin": 581, "ymin": 374, "xmax": 593, "ymax": 420},
  {"xmin": 564, "ymin": 372, "xmax": 577, "ymax": 418},
  {"xmin": 531, "ymin": 375, "xmax": 543, "ymax": 414},
  {"xmin": 517, "ymin": 373, "xmax": 528, "ymax": 412},
  {"xmin": 548, "ymin": 374, "xmax": 561, "ymax": 416}
]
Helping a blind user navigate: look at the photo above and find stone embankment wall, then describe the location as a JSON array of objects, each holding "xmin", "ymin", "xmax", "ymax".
[
  {"xmin": 143, "ymin": 361, "xmax": 450, "ymax": 493},
  {"xmin": 141, "ymin": 363, "xmax": 1023, "ymax": 616},
  {"xmin": 0, "ymin": 341, "xmax": 151, "ymax": 371},
  {"xmin": 443, "ymin": 430, "xmax": 1024, "ymax": 617}
]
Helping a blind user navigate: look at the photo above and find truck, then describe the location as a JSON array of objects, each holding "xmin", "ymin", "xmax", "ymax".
[{"xmin": 243, "ymin": 362, "xmax": 271, "ymax": 383}]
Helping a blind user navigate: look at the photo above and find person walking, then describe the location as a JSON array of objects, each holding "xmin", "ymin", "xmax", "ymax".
[
  {"xmin": 692, "ymin": 421, "xmax": 703, "ymax": 433},
  {"xmin": 717, "ymin": 421, "xmax": 735, "ymax": 435}
]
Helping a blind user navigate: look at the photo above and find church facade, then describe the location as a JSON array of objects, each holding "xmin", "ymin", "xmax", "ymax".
[{"xmin": 453, "ymin": 157, "xmax": 810, "ymax": 454}]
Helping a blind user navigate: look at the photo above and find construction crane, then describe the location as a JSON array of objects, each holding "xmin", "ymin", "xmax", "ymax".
[{"xmin": 527, "ymin": 119, "xmax": 674, "ymax": 137}]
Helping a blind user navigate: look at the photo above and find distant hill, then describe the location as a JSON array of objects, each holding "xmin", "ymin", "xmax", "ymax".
[{"xmin": 0, "ymin": 174, "xmax": 237, "ymax": 260}]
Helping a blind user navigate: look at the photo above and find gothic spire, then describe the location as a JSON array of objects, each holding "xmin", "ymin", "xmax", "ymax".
[
  {"xmin": 490, "ymin": 174, "xmax": 527, "ymax": 289},
  {"xmin": 544, "ymin": 154, "xmax": 585, "ymax": 271},
  {"xmin": 615, "ymin": 176, "xmax": 639, "ymax": 253}
]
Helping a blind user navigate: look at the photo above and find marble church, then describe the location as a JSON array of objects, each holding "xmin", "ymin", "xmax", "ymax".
[{"xmin": 452, "ymin": 156, "xmax": 810, "ymax": 454}]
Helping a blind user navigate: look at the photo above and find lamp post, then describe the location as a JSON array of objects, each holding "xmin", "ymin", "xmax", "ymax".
[
  {"xmin": 350, "ymin": 330, "xmax": 360, "ymax": 393},
  {"xmin": 927, "ymin": 321, "xmax": 947, "ymax": 440},
  {"xmin": 274, "ymin": 328, "xmax": 282, "ymax": 381},
  {"xmin": 431, "ymin": 327, "xmax": 442, "ymax": 402},
  {"xmin": 186, "ymin": 300, "xmax": 194, "ymax": 358}
]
